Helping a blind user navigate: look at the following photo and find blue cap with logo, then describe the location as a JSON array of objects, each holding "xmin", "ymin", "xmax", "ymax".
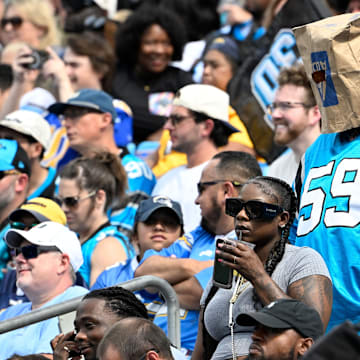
[
  {"xmin": 0, "ymin": 139, "xmax": 31, "ymax": 176},
  {"xmin": 135, "ymin": 196, "xmax": 183, "ymax": 225},
  {"xmin": 48, "ymin": 89, "xmax": 117, "ymax": 121}
]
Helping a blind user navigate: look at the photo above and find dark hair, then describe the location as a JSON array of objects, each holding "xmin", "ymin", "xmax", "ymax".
[
  {"xmin": 0, "ymin": 64, "xmax": 13, "ymax": 92},
  {"xmin": 59, "ymin": 151, "xmax": 127, "ymax": 211},
  {"xmin": 7, "ymin": 355, "xmax": 50, "ymax": 360},
  {"xmin": 244, "ymin": 176, "xmax": 297, "ymax": 307},
  {"xmin": 212, "ymin": 151, "xmax": 262, "ymax": 182},
  {"xmin": 98, "ymin": 318, "xmax": 174, "ymax": 360},
  {"xmin": 83, "ymin": 286, "xmax": 149, "ymax": 320},
  {"xmin": 192, "ymin": 112, "xmax": 229, "ymax": 147},
  {"xmin": 115, "ymin": 4, "xmax": 186, "ymax": 66},
  {"xmin": 66, "ymin": 32, "xmax": 116, "ymax": 92}
]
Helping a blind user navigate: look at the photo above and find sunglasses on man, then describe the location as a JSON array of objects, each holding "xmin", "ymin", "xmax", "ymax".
[
  {"xmin": 225, "ymin": 198, "xmax": 284, "ymax": 220},
  {"xmin": 13, "ymin": 244, "xmax": 60, "ymax": 260}
]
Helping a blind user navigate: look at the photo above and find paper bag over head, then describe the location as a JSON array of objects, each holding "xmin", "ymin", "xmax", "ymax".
[{"xmin": 293, "ymin": 13, "xmax": 360, "ymax": 133}]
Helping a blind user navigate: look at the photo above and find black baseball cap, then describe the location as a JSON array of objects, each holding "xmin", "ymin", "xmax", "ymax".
[
  {"xmin": 236, "ymin": 299, "xmax": 324, "ymax": 340},
  {"xmin": 135, "ymin": 196, "xmax": 183, "ymax": 225}
]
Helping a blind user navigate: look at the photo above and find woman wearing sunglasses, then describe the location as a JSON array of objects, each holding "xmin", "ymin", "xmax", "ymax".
[
  {"xmin": 191, "ymin": 176, "xmax": 332, "ymax": 360},
  {"xmin": 0, "ymin": 0, "xmax": 61, "ymax": 49},
  {"xmin": 58, "ymin": 152, "xmax": 135, "ymax": 287}
]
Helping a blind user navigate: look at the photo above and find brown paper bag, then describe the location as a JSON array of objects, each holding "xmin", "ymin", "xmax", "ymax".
[{"xmin": 293, "ymin": 13, "xmax": 360, "ymax": 133}]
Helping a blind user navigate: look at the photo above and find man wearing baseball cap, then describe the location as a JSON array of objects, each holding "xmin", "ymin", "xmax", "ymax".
[
  {"xmin": 49, "ymin": 88, "xmax": 156, "ymax": 232},
  {"xmin": 0, "ymin": 139, "xmax": 31, "ymax": 281},
  {"xmin": 0, "ymin": 109, "xmax": 56, "ymax": 199},
  {"xmin": 236, "ymin": 299, "xmax": 324, "ymax": 360},
  {"xmin": 152, "ymin": 84, "xmax": 239, "ymax": 232},
  {"xmin": 0, "ymin": 221, "xmax": 88, "ymax": 359}
]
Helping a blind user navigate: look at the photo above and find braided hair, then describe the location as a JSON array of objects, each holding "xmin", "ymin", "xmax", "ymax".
[
  {"xmin": 245, "ymin": 176, "xmax": 297, "ymax": 307},
  {"xmin": 83, "ymin": 286, "xmax": 149, "ymax": 320}
]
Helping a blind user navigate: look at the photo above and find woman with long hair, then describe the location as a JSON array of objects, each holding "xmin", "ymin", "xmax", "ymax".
[{"xmin": 192, "ymin": 176, "xmax": 332, "ymax": 360}]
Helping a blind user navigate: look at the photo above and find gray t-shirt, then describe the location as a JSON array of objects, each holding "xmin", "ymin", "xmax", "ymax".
[{"xmin": 200, "ymin": 244, "xmax": 330, "ymax": 359}]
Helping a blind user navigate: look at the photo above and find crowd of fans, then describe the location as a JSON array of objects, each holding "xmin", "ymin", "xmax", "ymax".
[{"xmin": 0, "ymin": 0, "xmax": 359, "ymax": 359}]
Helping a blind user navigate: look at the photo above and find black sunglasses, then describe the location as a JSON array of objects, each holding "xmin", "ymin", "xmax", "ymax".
[
  {"xmin": 0, "ymin": 170, "xmax": 21, "ymax": 180},
  {"xmin": 197, "ymin": 180, "xmax": 243, "ymax": 194},
  {"xmin": 10, "ymin": 221, "xmax": 38, "ymax": 231},
  {"xmin": 55, "ymin": 191, "xmax": 96, "ymax": 208},
  {"xmin": 1, "ymin": 16, "xmax": 23, "ymax": 29},
  {"xmin": 13, "ymin": 244, "xmax": 60, "ymax": 260},
  {"xmin": 225, "ymin": 198, "xmax": 284, "ymax": 220}
]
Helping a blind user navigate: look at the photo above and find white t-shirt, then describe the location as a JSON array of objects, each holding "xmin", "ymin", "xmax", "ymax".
[
  {"xmin": 152, "ymin": 162, "xmax": 208, "ymax": 232},
  {"xmin": 267, "ymin": 149, "xmax": 300, "ymax": 186}
]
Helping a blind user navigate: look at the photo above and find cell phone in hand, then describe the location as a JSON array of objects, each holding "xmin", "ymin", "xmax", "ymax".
[{"xmin": 212, "ymin": 236, "xmax": 238, "ymax": 289}]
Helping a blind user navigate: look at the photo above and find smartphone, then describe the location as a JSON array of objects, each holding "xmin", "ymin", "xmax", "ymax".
[{"xmin": 212, "ymin": 237, "xmax": 237, "ymax": 289}]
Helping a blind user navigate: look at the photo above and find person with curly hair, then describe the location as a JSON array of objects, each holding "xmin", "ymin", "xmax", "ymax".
[
  {"xmin": 191, "ymin": 176, "xmax": 332, "ymax": 360},
  {"xmin": 112, "ymin": 4, "xmax": 193, "ymax": 143}
]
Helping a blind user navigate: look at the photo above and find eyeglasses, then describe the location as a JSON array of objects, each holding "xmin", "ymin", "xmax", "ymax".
[
  {"xmin": 61, "ymin": 108, "xmax": 102, "ymax": 120},
  {"xmin": 139, "ymin": 348, "xmax": 159, "ymax": 360},
  {"xmin": 10, "ymin": 221, "xmax": 38, "ymax": 231},
  {"xmin": 225, "ymin": 198, "xmax": 283, "ymax": 220},
  {"xmin": 13, "ymin": 244, "xmax": 60, "ymax": 260},
  {"xmin": 0, "ymin": 16, "xmax": 23, "ymax": 29},
  {"xmin": 56, "ymin": 191, "xmax": 96, "ymax": 208},
  {"xmin": 266, "ymin": 101, "xmax": 312, "ymax": 115},
  {"xmin": 197, "ymin": 180, "xmax": 243, "ymax": 194},
  {"xmin": 0, "ymin": 170, "xmax": 21, "ymax": 180},
  {"xmin": 167, "ymin": 114, "xmax": 194, "ymax": 126}
]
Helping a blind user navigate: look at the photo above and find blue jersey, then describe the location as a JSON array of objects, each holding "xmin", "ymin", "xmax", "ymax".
[
  {"xmin": 295, "ymin": 132, "xmax": 360, "ymax": 330},
  {"xmin": 80, "ymin": 224, "xmax": 135, "ymax": 287},
  {"xmin": 27, "ymin": 166, "xmax": 57, "ymax": 200},
  {"xmin": 140, "ymin": 226, "xmax": 219, "ymax": 352}
]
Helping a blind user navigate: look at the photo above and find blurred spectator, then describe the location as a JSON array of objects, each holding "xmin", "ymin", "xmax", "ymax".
[
  {"xmin": 0, "ymin": 221, "xmax": 87, "ymax": 358},
  {"xmin": 0, "ymin": 139, "xmax": 30, "ymax": 281},
  {"xmin": 151, "ymin": 36, "xmax": 257, "ymax": 179},
  {"xmin": 152, "ymin": 84, "xmax": 238, "ymax": 232},
  {"xmin": 49, "ymin": 89, "xmax": 156, "ymax": 234},
  {"xmin": 0, "ymin": 110, "xmax": 55, "ymax": 199},
  {"xmin": 50, "ymin": 286, "xmax": 186, "ymax": 360},
  {"xmin": 267, "ymin": 65, "xmax": 321, "ymax": 185},
  {"xmin": 91, "ymin": 195, "xmax": 184, "ymax": 290},
  {"xmin": 136, "ymin": 152, "xmax": 261, "ymax": 355},
  {"xmin": 98, "ymin": 318, "xmax": 175, "ymax": 360},
  {"xmin": 113, "ymin": 4, "xmax": 193, "ymax": 143},
  {"xmin": 0, "ymin": 0, "xmax": 61, "ymax": 50},
  {"xmin": 58, "ymin": 152, "xmax": 135, "ymax": 287},
  {"xmin": 237, "ymin": 299, "xmax": 324, "ymax": 360},
  {"xmin": 347, "ymin": 0, "xmax": 360, "ymax": 12}
]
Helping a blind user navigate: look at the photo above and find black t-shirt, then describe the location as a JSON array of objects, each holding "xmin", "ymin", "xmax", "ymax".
[{"xmin": 112, "ymin": 65, "xmax": 193, "ymax": 143}]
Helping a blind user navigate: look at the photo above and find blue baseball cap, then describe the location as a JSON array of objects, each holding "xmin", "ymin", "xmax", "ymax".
[
  {"xmin": 48, "ymin": 89, "xmax": 117, "ymax": 121},
  {"xmin": 0, "ymin": 139, "xmax": 31, "ymax": 176},
  {"xmin": 135, "ymin": 196, "xmax": 183, "ymax": 225}
]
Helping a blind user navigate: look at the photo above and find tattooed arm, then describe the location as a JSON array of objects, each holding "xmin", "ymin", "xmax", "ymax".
[{"xmin": 288, "ymin": 275, "xmax": 333, "ymax": 329}]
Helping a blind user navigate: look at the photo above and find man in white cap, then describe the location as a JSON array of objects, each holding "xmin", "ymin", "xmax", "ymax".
[
  {"xmin": 152, "ymin": 84, "xmax": 238, "ymax": 232},
  {"xmin": 0, "ymin": 221, "xmax": 88, "ymax": 359},
  {"xmin": 0, "ymin": 109, "xmax": 55, "ymax": 199}
]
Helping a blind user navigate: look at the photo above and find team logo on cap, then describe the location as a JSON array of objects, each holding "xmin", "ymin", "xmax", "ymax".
[{"xmin": 153, "ymin": 195, "xmax": 173, "ymax": 208}]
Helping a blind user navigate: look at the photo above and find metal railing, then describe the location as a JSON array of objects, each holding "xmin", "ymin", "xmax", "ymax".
[{"xmin": 0, "ymin": 275, "xmax": 181, "ymax": 348}]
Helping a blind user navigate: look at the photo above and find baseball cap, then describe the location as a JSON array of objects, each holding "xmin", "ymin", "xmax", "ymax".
[
  {"xmin": 0, "ymin": 139, "xmax": 31, "ymax": 176},
  {"xmin": 0, "ymin": 110, "xmax": 52, "ymax": 150},
  {"xmin": 135, "ymin": 195, "xmax": 183, "ymax": 225},
  {"xmin": 208, "ymin": 36, "xmax": 240, "ymax": 64},
  {"xmin": 9, "ymin": 197, "xmax": 67, "ymax": 225},
  {"xmin": 49, "ymin": 89, "xmax": 117, "ymax": 122},
  {"xmin": 172, "ymin": 84, "xmax": 238, "ymax": 134},
  {"xmin": 5, "ymin": 221, "xmax": 83, "ymax": 271},
  {"xmin": 236, "ymin": 299, "xmax": 324, "ymax": 340}
]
